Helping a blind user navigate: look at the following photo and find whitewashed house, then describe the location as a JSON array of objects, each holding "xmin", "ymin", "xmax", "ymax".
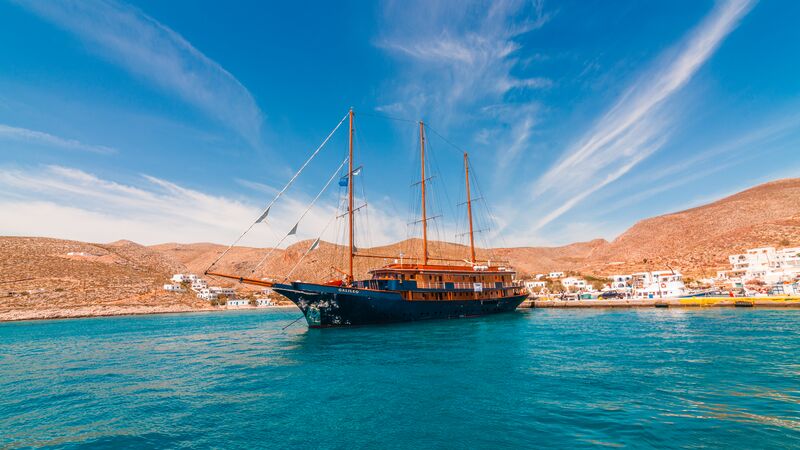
[
  {"xmin": 190, "ymin": 280, "xmax": 208, "ymax": 291},
  {"xmin": 607, "ymin": 274, "xmax": 633, "ymax": 291},
  {"xmin": 524, "ymin": 281, "xmax": 546, "ymax": 295},
  {"xmin": 163, "ymin": 284, "xmax": 186, "ymax": 293},
  {"xmin": 171, "ymin": 274, "xmax": 190, "ymax": 283},
  {"xmin": 561, "ymin": 277, "xmax": 588, "ymax": 289},
  {"xmin": 197, "ymin": 288, "xmax": 217, "ymax": 301},
  {"xmin": 226, "ymin": 299, "xmax": 249, "ymax": 308},
  {"xmin": 548, "ymin": 271, "xmax": 565, "ymax": 279},
  {"xmin": 721, "ymin": 246, "xmax": 800, "ymax": 285},
  {"xmin": 256, "ymin": 298, "xmax": 275, "ymax": 307},
  {"xmin": 211, "ymin": 287, "xmax": 236, "ymax": 298}
]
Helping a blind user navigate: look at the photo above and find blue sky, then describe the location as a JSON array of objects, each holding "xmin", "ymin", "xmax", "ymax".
[{"xmin": 1, "ymin": 0, "xmax": 799, "ymax": 248}]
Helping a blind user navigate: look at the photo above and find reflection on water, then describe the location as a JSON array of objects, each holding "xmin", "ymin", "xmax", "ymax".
[{"xmin": 1, "ymin": 308, "xmax": 799, "ymax": 448}]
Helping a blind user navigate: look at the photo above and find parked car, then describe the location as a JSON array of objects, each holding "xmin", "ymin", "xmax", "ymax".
[{"xmin": 598, "ymin": 291, "xmax": 623, "ymax": 299}]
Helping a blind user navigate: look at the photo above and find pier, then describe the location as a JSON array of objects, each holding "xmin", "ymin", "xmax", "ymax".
[{"xmin": 521, "ymin": 297, "xmax": 800, "ymax": 308}]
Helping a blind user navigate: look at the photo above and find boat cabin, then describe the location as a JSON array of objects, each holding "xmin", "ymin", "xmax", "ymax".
[{"xmin": 353, "ymin": 263, "xmax": 524, "ymax": 301}]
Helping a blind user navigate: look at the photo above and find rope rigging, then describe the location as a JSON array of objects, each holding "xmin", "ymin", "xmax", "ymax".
[
  {"xmin": 206, "ymin": 111, "xmax": 349, "ymax": 273},
  {"xmin": 250, "ymin": 156, "xmax": 349, "ymax": 275}
]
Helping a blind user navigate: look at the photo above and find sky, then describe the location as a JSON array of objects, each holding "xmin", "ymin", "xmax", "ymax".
[{"xmin": 1, "ymin": 0, "xmax": 800, "ymax": 249}]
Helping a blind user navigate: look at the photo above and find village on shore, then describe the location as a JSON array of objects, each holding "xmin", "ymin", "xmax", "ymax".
[
  {"xmin": 163, "ymin": 273, "xmax": 287, "ymax": 309},
  {"xmin": 525, "ymin": 245, "xmax": 800, "ymax": 301},
  {"xmin": 161, "ymin": 245, "xmax": 800, "ymax": 310}
]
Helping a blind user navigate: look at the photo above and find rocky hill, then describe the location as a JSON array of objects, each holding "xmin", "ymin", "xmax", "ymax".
[
  {"xmin": 0, "ymin": 237, "xmax": 211, "ymax": 321},
  {"xmin": 583, "ymin": 178, "xmax": 800, "ymax": 277}
]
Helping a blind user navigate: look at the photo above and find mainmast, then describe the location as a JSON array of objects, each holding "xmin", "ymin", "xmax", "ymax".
[
  {"xmin": 419, "ymin": 121, "xmax": 429, "ymax": 266},
  {"xmin": 464, "ymin": 152, "xmax": 476, "ymax": 264},
  {"xmin": 348, "ymin": 109, "xmax": 355, "ymax": 283}
]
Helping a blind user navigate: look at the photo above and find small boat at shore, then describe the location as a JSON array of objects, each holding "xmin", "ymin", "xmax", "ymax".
[{"xmin": 206, "ymin": 110, "xmax": 527, "ymax": 327}]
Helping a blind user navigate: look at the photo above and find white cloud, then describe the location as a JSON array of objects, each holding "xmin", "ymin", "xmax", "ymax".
[
  {"xmin": 17, "ymin": 0, "xmax": 263, "ymax": 147},
  {"xmin": 528, "ymin": 0, "xmax": 755, "ymax": 230},
  {"xmin": 235, "ymin": 178, "xmax": 278, "ymax": 196},
  {"xmin": 376, "ymin": 0, "xmax": 550, "ymax": 163},
  {"xmin": 0, "ymin": 165, "xmax": 405, "ymax": 247},
  {"xmin": 0, "ymin": 124, "xmax": 117, "ymax": 154}
]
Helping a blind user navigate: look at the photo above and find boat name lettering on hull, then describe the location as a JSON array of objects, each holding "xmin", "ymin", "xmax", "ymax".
[{"xmin": 337, "ymin": 288, "xmax": 359, "ymax": 294}]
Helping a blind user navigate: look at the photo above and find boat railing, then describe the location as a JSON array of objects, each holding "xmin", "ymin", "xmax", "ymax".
[{"xmin": 417, "ymin": 282, "xmax": 446, "ymax": 289}]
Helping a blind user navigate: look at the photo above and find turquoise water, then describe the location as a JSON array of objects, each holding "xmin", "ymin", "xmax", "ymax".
[{"xmin": 1, "ymin": 309, "xmax": 798, "ymax": 449}]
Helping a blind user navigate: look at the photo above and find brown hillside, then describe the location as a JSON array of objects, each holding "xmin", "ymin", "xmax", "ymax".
[
  {"xmin": 586, "ymin": 178, "xmax": 800, "ymax": 276},
  {"xmin": 152, "ymin": 237, "xmax": 607, "ymax": 284},
  {"xmin": 0, "ymin": 237, "xmax": 211, "ymax": 321},
  {"xmin": 4, "ymin": 178, "xmax": 800, "ymax": 320}
]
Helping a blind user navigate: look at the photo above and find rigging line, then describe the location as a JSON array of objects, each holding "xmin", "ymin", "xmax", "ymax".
[
  {"xmin": 425, "ymin": 124, "xmax": 468, "ymax": 155},
  {"xmin": 284, "ymin": 212, "xmax": 339, "ymax": 281},
  {"xmin": 251, "ymin": 156, "xmax": 350, "ymax": 274},
  {"xmin": 207, "ymin": 111, "xmax": 349, "ymax": 272},
  {"xmin": 470, "ymin": 166, "xmax": 504, "ymax": 259},
  {"xmin": 281, "ymin": 315, "xmax": 305, "ymax": 330},
  {"xmin": 358, "ymin": 110, "xmax": 418, "ymax": 124}
]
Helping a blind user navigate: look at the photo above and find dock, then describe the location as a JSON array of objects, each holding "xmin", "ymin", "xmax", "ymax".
[{"xmin": 520, "ymin": 297, "xmax": 800, "ymax": 309}]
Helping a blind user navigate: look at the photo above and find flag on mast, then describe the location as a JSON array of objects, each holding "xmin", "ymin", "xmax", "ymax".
[{"xmin": 338, "ymin": 166, "xmax": 362, "ymax": 186}]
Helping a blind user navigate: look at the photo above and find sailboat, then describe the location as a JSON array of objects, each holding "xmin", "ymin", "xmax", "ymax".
[{"xmin": 206, "ymin": 109, "xmax": 527, "ymax": 327}]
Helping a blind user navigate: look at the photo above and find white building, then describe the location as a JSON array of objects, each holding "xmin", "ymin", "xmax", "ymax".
[
  {"xmin": 197, "ymin": 287, "xmax": 237, "ymax": 301},
  {"xmin": 534, "ymin": 274, "xmax": 545, "ymax": 280},
  {"xmin": 632, "ymin": 271, "xmax": 686, "ymax": 298},
  {"xmin": 163, "ymin": 284, "xmax": 185, "ymax": 293},
  {"xmin": 190, "ymin": 280, "xmax": 208, "ymax": 291},
  {"xmin": 226, "ymin": 299, "xmax": 249, "ymax": 308},
  {"xmin": 256, "ymin": 298, "xmax": 275, "ymax": 307},
  {"xmin": 524, "ymin": 281, "xmax": 546, "ymax": 295},
  {"xmin": 171, "ymin": 274, "xmax": 190, "ymax": 283},
  {"xmin": 548, "ymin": 271, "xmax": 565, "ymax": 279},
  {"xmin": 720, "ymin": 246, "xmax": 800, "ymax": 285},
  {"xmin": 607, "ymin": 274, "xmax": 632, "ymax": 290},
  {"xmin": 561, "ymin": 277, "xmax": 588, "ymax": 290}
]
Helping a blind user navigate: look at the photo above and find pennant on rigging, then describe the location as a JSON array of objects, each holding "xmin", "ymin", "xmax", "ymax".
[
  {"xmin": 309, "ymin": 238, "xmax": 320, "ymax": 251},
  {"xmin": 288, "ymin": 223, "xmax": 298, "ymax": 236},
  {"xmin": 255, "ymin": 207, "xmax": 270, "ymax": 223}
]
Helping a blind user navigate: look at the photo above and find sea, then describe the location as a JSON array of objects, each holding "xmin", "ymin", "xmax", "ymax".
[{"xmin": 1, "ymin": 308, "xmax": 798, "ymax": 449}]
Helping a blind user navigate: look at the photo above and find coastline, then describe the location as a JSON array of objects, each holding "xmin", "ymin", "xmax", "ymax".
[
  {"xmin": 0, "ymin": 304, "xmax": 299, "ymax": 323},
  {"xmin": 525, "ymin": 296, "xmax": 800, "ymax": 308}
]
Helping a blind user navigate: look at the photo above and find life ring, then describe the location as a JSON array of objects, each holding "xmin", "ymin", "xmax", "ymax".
[{"xmin": 660, "ymin": 283, "xmax": 666, "ymax": 288}]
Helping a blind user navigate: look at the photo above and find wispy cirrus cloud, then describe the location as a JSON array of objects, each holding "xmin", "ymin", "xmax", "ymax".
[
  {"xmin": 528, "ymin": 0, "xmax": 756, "ymax": 231},
  {"xmin": 0, "ymin": 124, "xmax": 117, "ymax": 154},
  {"xmin": 16, "ymin": 0, "xmax": 264, "ymax": 147},
  {"xmin": 376, "ymin": 0, "xmax": 551, "ymax": 164}
]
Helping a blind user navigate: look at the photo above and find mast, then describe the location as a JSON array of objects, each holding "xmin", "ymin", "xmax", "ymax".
[
  {"xmin": 348, "ymin": 109, "xmax": 355, "ymax": 283},
  {"xmin": 419, "ymin": 121, "xmax": 428, "ymax": 266},
  {"xmin": 464, "ymin": 152, "xmax": 476, "ymax": 264}
]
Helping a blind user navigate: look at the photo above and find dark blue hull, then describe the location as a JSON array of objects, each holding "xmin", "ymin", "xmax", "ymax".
[{"xmin": 273, "ymin": 282, "xmax": 527, "ymax": 327}]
